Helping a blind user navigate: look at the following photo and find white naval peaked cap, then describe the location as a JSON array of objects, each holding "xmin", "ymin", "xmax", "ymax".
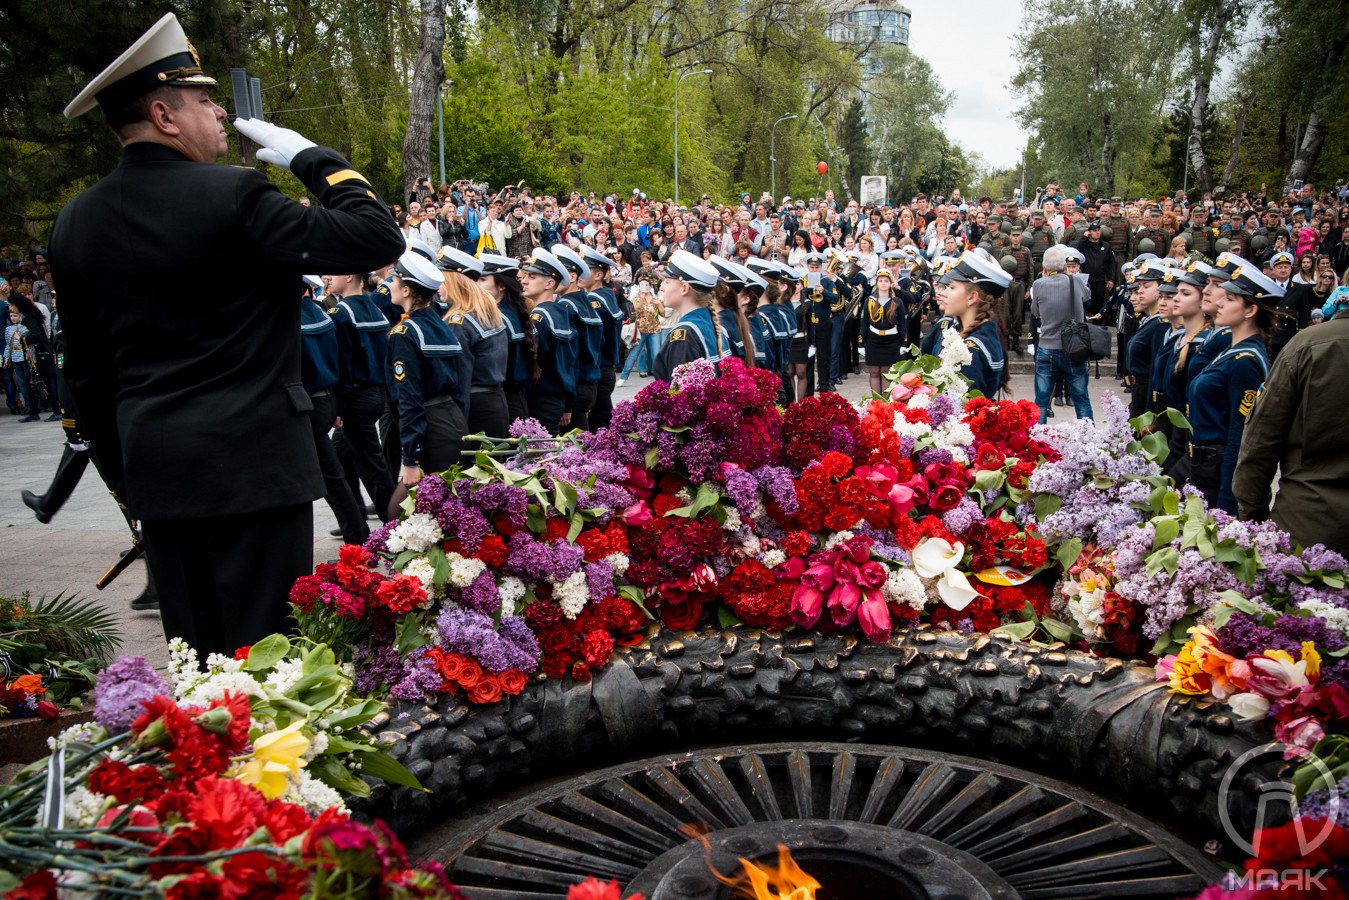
[
  {"xmin": 437, "ymin": 244, "xmax": 484, "ymax": 277},
  {"xmin": 943, "ymin": 249, "xmax": 1013, "ymax": 296},
  {"xmin": 65, "ymin": 13, "xmax": 218, "ymax": 119},
  {"xmin": 478, "ymin": 253, "xmax": 520, "ymax": 275},
  {"xmin": 550, "ymin": 244, "xmax": 590, "ymax": 282},
  {"xmin": 301, "ymin": 274, "xmax": 323, "ymax": 290},
  {"xmin": 663, "ymin": 249, "xmax": 719, "ymax": 290},
  {"xmin": 393, "ymin": 249, "xmax": 444, "ymax": 293}
]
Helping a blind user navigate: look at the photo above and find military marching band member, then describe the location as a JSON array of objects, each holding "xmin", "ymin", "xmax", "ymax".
[
  {"xmin": 709, "ymin": 255, "xmax": 755, "ymax": 368},
  {"xmin": 651, "ymin": 249, "xmax": 728, "ymax": 381},
  {"xmin": 580, "ymin": 245, "xmax": 624, "ymax": 431},
  {"xmin": 521, "ymin": 249, "xmax": 577, "ymax": 435},
  {"xmin": 442, "ymin": 267, "xmax": 509, "ymax": 439},
  {"xmin": 801, "ymin": 252, "xmax": 836, "ymax": 393},
  {"xmin": 478, "ymin": 253, "xmax": 533, "ymax": 426},
  {"xmin": 299, "ymin": 275, "xmax": 368, "ymax": 545},
  {"xmin": 1125, "ymin": 259, "xmax": 1169, "ymax": 419},
  {"xmin": 938, "ymin": 250, "xmax": 1011, "ymax": 397},
  {"xmin": 865, "ymin": 269, "xmax": 906, "ymax": 394},
  {"xmin": 388, "ymin": 251, "xmax": 470, "ymax": 500},
  {"xmin": 1186, "ymin": 263, "xmax": 1283, "ymax": 514},
  {"xmin": 52, "ymin": 13, "xmax": 405, "ymax": 656},
  {"xmin": 552, "ymin": 244, "xmax": 602, "ymax": 431}
]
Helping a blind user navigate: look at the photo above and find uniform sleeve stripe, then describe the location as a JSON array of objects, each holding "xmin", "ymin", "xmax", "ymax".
[{"xmin": 325, "ymin": 168, "xmax": 370, "ymax": 187}]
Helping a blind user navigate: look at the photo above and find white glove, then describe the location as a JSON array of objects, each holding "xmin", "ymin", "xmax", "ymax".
[
  {"xmin": 808, "ymin": 346, "xmax": 817, "ymax": 358},
  {"xmin": 233, "ymin": 117, "xmax": 317, "ymax": 173},
  {"xmin": 1026, "ymin": 343, "xmax": 1035, "ymax": 355}
]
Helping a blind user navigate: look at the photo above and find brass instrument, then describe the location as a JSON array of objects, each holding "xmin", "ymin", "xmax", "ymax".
[{"xmin": 824, "ymin": 247, "xmax": 862, "ymax": 280}]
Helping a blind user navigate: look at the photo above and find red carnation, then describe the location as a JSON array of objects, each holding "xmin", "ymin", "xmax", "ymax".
[
  {"xmin": 475, "ymin": 534, "xmax": 510, "ymax": 568},
  {"xmin": 376, "ymin": 574, "xmax": 428, "ymax": 615},
  {"xmin": 581, "ymin": 630, "xmax": 615, "ymax": 668},
  {"xmin": 89, "ymin": 759, "xmax": 167, "ymax": 805},
  {"xmin": 570, "ymin": 661, "xmax": 593, "ymax": 683}
]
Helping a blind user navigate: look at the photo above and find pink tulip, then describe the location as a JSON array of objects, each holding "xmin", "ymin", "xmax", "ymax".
[
  {"xmin": 777, "ymin": 557, "xmax": 808, "ymax": 579},
  {"xmin": 791, "ymin": 584, "xmax": 826, "ymax": 627},
  {"xmin": 858, "ymin": 561, "xmax": 888, "ymax": 589},
  {"xmin": 622, "ymin": 465, "xmax": 656, "ymax": 499},
  {"xmin": 686, "ymin": 563, "xmax": 718, "ymax": 591},
  {"xmin": 621, "ymin": 501, "xmax": 654, "ymax": 526},
  {"xmin": 1274, "ymin": 714, "xmax": 1325, "ymax": 760},
  {"xmin": 829, "ymin": 582, "xmax": 862, "ymax": 625},
  {"xmin": 857, "ymin": 594, "xmax": 892, "ymax": 642}
]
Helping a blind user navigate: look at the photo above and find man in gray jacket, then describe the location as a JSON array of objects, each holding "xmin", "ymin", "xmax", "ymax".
[{"xmin": 1029, "ymin": 245, "xmax": 1094, "ymax": 423}]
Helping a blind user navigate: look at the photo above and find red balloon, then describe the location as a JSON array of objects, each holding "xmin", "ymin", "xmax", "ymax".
[{"xmin": 817, "ymin": 161, "xmax": 829, "ymax": 174}]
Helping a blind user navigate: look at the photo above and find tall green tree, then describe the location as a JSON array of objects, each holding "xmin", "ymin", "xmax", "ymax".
[
  {"xmin": 837, "ymin": 97, "xmax": 869, "ymax": 197},
  {"xmin": 864, "ymin": 45, "xmax": 953, "ymax": 202}
]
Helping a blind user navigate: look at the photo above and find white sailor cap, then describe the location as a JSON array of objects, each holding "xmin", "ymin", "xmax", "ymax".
[
  {"xmin": 550, "ymin": 243, "xmax": 590, "ymax": 281},
  {"xmin": 478, "ymin": 253, "xmax": 520, "ymax": 275},
  {"xmin": 780, "ymin": 265, "xmax": 805, "ymax": 285},
  {"xmin": 879, "ymin": 249, "xmax": 907, "ymax": 263},
  {"xmin": 709, "ymin": 255, "xmax": 746, "ymax": 288},
  {"xmin": 743, "ymin": 266, "xmax": 768, "ymax": 296},
  {"xmin": 522, "ymin": 249, "xmax": 569, "ymax": 286},
  {"xmin": 406, "ymin": 236, "xmax": 437, "ymax": 263},
  {"xmin": 663, "ymin": 249, "xmax": 719, "ymax": 290},
  {"xmin": 1131, "ymin": 252, "xmax": 1159, "ymax": 266},
  {"xmin": 1062, "ymin": 247, "xmax": 1086, "ymax": 265},
  {"xmin": 437, "ymin": 245, "xmax": 484, "ymax": 278},
  {"xmin": 1269, "ymin": 251, "xmax": 1295, "ymax": 267},
  {"xmin": 302, "ymin": 274, "xmax": 323, "ymax": 291},
  {"xmin": 931, "ymin": 255, "xmax": 958, "ymax": 277},
  {"xmin": 65, "ymin": 13, "xmax": 218, "ymax": 119},
  {"xmin": 941, "ymin": 249, "xmax": 1013, "ymax": 296},
  {"xmin": 393, "ymin": 250, "xmax": 444, "ymax": 294},
  {"xmin": 1214, "ymin": 252, "xmax": 1253, "ymax": 277},
  {"xmin": 1220, "ymin": 260, "xmax": 1285, "ymax": 304},
  {"xmin": 580, "ymin": 245, "xmax": 616, "ymax": 270},
  {"xmin": 803, "ymin": 251, "xmax": 827, "ymax": 266}
]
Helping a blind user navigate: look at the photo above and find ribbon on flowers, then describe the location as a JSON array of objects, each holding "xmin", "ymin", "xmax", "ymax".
[{"xmin": 974, "ymin": 565, "xmax": 1033, "ymax": 587}]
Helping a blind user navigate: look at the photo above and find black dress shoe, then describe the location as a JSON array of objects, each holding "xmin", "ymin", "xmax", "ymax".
[
  {"xmin": 364, "ymin": 503, "xmax": 377, "ymax": 517},
  {"xmin": 19, "ymin": 414, "xmax": 39, "ymax": 422},
  {"xmin": 129, "ymin": 587, "xmax": 159, "ymax": 611},
  {"xmin": 329, "ymin": 528, "xmax": 343, "ymax": 537},
  {"xmin": 21, "ymin": 490, "xmax": 52, "ymax": 524}
]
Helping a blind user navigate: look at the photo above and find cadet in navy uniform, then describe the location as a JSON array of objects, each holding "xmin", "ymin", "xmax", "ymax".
[
  {"xmin": 50, "ymin": 15, "xmax": 404, "ymax": 657},
  {"xmin": 920, "ymin": 256, "xmax": 958, "ymax": 356},
  {"xmin": 440, "ymin": 260, "xmax": 509, "ymax": 439},
  {"xmin": 1157, "ymin": 262, "xmax": 1213, "ymax": 481},
  {"xmin": 1186, "ymin": 262, "xmax": 1282, "ymax": 514},
  {"xmin": 742, "ymin": 266, "xmax": 777, "ymax": 375},
  {"xmin": 325, "ymin": 269, "xmax": 396, "ymax": 523},
  {"xmin": 1124, "ymin": 259, "xmax": 1169, "ymax": 419},
  {"xmin": 552, "ymin": 244, "xmax": 602, "ymax": 431},
  {"xmin": 652, "ymin": 250, "xmax": 728, "ymax": 382},
  {"xmin": 709, "ymin": 255, "xmax": 755, "ymax": 368},
  {"xmin": 937, "ymin": 250, "xmax": 1011, "ymax": 397},
  {"xmin": 388, "ymin": 251, "xmax": 470, "ymax": 497},
  {"xmin": 521, "ymin": 250, "xmax": 578, "ymax": 435},
  {"xmin": 865, "ymin": 268, "xmax": 906, "ymax": 394},
  {"xmin": 300, "ymin": 275, "xmax": 368, "ymax": 545},
  {"xmin": 478, "ymin": 253, "xmax": 534, "ymax": 426},
  {"xmin": 580, "ymin": 245, "xmax": 624, "ymax": 431},
  {"xmin": 1191, "ymin": 253, "xmax": 1249, "ymax": 373},
  {"xmin": 746, "ymin": 258, "xmax": 798, "ymax": 402}
]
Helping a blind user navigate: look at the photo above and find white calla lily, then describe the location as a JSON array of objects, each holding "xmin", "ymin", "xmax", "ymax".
[
  {"xmin": 936, "ymin": 568, "xmax": 981, "ymax": 611},
  {"xmin": 911, "ymin": 538, "xmax": 965, "ymax": 580}
]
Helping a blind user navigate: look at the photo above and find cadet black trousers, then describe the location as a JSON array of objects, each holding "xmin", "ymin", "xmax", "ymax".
[
  {"xmin": 466, "ymin": 385, "xmax": 509, "ymax": 439},
  {"xmin": 332, "ymin": 385, "xmax": 394, "ymax": 521},
  {"xmin": 590, "ymin": 368, "xmax": 617, "ymax": 431},
  {"xmin": 141, "ymin": 502, "xmax": 312, "ymax": 659},
  {"xmin": 309, "ymin": 390, "xmax": 368, "ymax": 545}
]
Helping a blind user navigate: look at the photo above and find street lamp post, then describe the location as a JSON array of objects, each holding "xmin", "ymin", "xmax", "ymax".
[
  {"xmin": 770, "ymin": 113, "xmax": 797, "ymax": 204},
  {"xmin": 674, "ymin": 66, "xmax": 712, "ymax": 206}
]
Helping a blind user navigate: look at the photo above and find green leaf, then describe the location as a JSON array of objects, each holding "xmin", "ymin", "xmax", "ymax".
[
  {"xmin": 325, "ymin": 698, "xmax": 388, "ymax": 732},
  {"xmin": 644, "ymin": 446, "xmax": 659, "ymax": 469},
  {"xmin": 1146, "ymin": 547, "xmax": 1181, "ymax": 578},
  {"xmin": 990, "ymin": 620, "xmax": 1037, "ymax": 640},
  {"xmin": 394, "ymin": 613, "xmax": 429, "ymax": 656},
  {"xmin": 425, "ymin": 545, "xmax": 450, "ymax": 589},
  {"xmin": 392, "ymin": 549, "xmax": 417, "ymax": 571},
  {"xmin": 1164, "ymin": 408, "xmax": 1192, "ymax": 432},
  {"xmin": 1152, "ymin": 517, "xmax": 1180, "ymax": 550},
  {"xmin": 566, "ymin": 515, "xmax": 585, "ymax": 543},
  {"xmin": 618, "ymin": 584, "xmax": 656, "ymax": 621},
  {"xmin": 1291, "ymin": 735, "xmax": 1349, "ymax": 800},
  {"xmin": 1033, "ymin": 493, "xmax": 1061, "ymax": 521},
  {"xmin": 1162, "ymin": 490, "xmax": 1180, "ymax": 517},
  {"xmin": 526, "ymin": 505, "xmax": 547, "ymax": 533},
  {"xmin": 355, "ymin": 750, "xmax": 427, "ymax": 791},
  {"xmin": 974, "ymin": 469, "xmax": 1006, "ymax": 493},
  {"xmin": 717, "ymin": 605, "xmax": 745, "ymax": 629},
  {"xmin": 1234, "ymin": 553, "xmax": 1258, "ymax": 585},
  {"xmin": 307, "ymin": 753, "xmax": 370, "ymax": 798},
  {"xmin": 1141, "ymin": 431, "xmax": 1169, "ymax": 465},
  {"xmin": 1056, "ymin": 537, "xmax": 1083, "ymax": 570},
  {"xmin": 1041, "ymin": 618, "xmax": 1076, "ymax": 643},
  {"xmin": 245, "ymin": 634, "xmax": 292, "ymax": 673}
]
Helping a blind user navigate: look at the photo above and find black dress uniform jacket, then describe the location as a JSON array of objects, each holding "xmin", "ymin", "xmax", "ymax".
[{"xmin": 50, "ymin": 142, "xmax": 404, "ymax": 520}]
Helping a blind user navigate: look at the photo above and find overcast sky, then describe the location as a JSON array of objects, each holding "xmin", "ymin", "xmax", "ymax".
[{"xmin": 905, "ymin": 0, "xmax": 1029, "ymax": 172}]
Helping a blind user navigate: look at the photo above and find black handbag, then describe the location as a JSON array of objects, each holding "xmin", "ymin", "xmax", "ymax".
[{"xmin": 1060, "ymin": 278, "xmax": 1110, "ymax": 362}]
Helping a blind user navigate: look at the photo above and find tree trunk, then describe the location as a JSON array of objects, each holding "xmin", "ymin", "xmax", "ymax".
[
  {"xmin": 1215, "ymin": 89, "xmax": 1257, "ymax": 196},
  {"xmin": 1099, "ymin": 110, "xmax": 1113, "ymax": 195},
  {"xmin": 1185, "ymin": 0, "xmax": 1238, "ymax": 196},
  {"xmin": 400, "ymin": 0, "xmax": 446, "ymax": 205},
  {"xmin": 1283, "ymin": 14, "xmax": 1349, "ymax": 193}
]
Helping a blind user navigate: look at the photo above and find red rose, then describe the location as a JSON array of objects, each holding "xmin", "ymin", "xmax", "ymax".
[
  {"xmin": 456, "ymin": 659, "xmax": 483, "ymax": 690},
  {"xmin": 34, "ymin": 700, "xmax": 59, "ymax": 719},
  {"xmin": 928, "ymin": 481, "xmax": 965, "ymax": 512},
  {"xmin": 467, "ymin": 675, "xmax": 503, "ymax": 705},
  {"xmin": 660, "ymin": 598, "xmax": 705, "ymax": 631},
  {"xmin": 498, "ymin": 670, "xmax": 528, "ymax": 695}
]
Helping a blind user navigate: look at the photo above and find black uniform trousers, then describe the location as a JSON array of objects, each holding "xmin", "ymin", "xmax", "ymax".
[
  {"xmin": 530, "ymin": 392, "xmax": 568, "ymax": 436},
  {"xmin": 813, "ymin": 320, "xmax": 834, "ymax": 393},
  {"xmin": 571, "ymin": 381, "xmax": 598, "ymax": 432},
  {"xmin": 504, "ymin": 383, "xmax": 529, "ymax": 426},
  {"xmin": 309, "ymin": 390, "xmax": 368, "ymax": 545},
  {"xmin": 141, "ymin": 502, "xmax": 312, "ymax": 660},
  {"xmin": 466, "ymin": 385, "xmax": 510, "ymax": 439},
  {"xmin": 332, "ymin": 384, "xmax": 394, "ymax": 520},
  {"xmin": 590, "ymin": 368, "xmax": 617, "ymax": 431}
]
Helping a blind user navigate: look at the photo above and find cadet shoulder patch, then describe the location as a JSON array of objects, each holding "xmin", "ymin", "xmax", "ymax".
[
  {"xmin": 531, "ymin": 313, "xmax": 543, "ymax": 322},
  {"xmin": 1239, "ymin": 389, "xmax": 1257, "ymax": 417},
  {"xmin": 591, "ymin": 300, "xmax": 601, "ymax": 309},
  {"xmin": 391, "ymin": 324, "xmax": 408, "ymax": 335},
  {"xmin": 393, "ymin": 361, "xmax": 407, "ymax": 382},
  {"xmin": 669, "ymin": 329, "xmax": 686, "ymax": 341},
  {"xmin": 448, "ymin": 314, "xmax": 464, "ymax": 324}
]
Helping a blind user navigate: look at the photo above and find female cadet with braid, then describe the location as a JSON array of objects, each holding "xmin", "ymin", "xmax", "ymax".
[
  {"xmin": 651, "ymin": 249, "xmax": 728, "ymax": 381},
  {"xmin": 442, "ymin": 269, "xmax": 510, "ymax": 438},
  {"xmin": 710, "ymin": 255, "xmax": 756, "ymax": 368},
  {"xmin": 477, "ymin": 253, "xmax": 534, "ymax": 426},
  {"xmin": 937, "ymin": 250, "xmax": 1012, "ymax": 397}
]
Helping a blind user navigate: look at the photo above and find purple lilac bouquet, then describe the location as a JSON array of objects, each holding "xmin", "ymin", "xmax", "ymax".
[
  {"xmin": 93, "ymin": 656, "xmax": 169, "ymax": 733},
  {"xmin": 1027, "ymin": 392, "xmax": 1160, "ymax": 549}
]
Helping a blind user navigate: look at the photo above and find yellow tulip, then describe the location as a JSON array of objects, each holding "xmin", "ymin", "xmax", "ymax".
[
  {"xmin": 236, "ymin": 758, "xmax": 292, "ymax": 799},
  {"xmin": 234, "ymin": 720, "xmax": 310, "ymax": 799}
]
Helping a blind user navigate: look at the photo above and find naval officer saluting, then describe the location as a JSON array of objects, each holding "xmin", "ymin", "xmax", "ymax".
[{"xmin": 49, "ymin": 14, "xmax": 405, "ymax": 658}]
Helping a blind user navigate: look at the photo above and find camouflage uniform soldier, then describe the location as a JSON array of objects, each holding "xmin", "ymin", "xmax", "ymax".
[
  {"xmin": 1099, "ymin": 201, "xmax": 1132, "ymax": 268},
  {"xmin": 1004, "ymin": 230, "xmax": 1034, "ymax": 353},
  {"xmin": 981, "ymin": 217, "xmax": 1010, "ymax": 255},
  {"xmin": 1138, "ymin": 206, "xmax": 1170, "ymax": 258},
  {"xmin": 1024, "ymin": 210, "xmax": 1055, "ymax": 271}
]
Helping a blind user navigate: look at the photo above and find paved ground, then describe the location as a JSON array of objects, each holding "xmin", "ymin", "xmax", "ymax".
[{"xmin": 0, "ymin": 358, "xmax": 1127, "ymax": 670}]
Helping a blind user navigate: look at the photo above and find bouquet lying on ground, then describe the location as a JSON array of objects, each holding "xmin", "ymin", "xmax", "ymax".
[
  {"xmin": 0, "ymin": 593, "xmax": 122, "ymax": 720},
  {"xmin": 0, "ymin": 636, "xmax": 452, "ymax": 899}
]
